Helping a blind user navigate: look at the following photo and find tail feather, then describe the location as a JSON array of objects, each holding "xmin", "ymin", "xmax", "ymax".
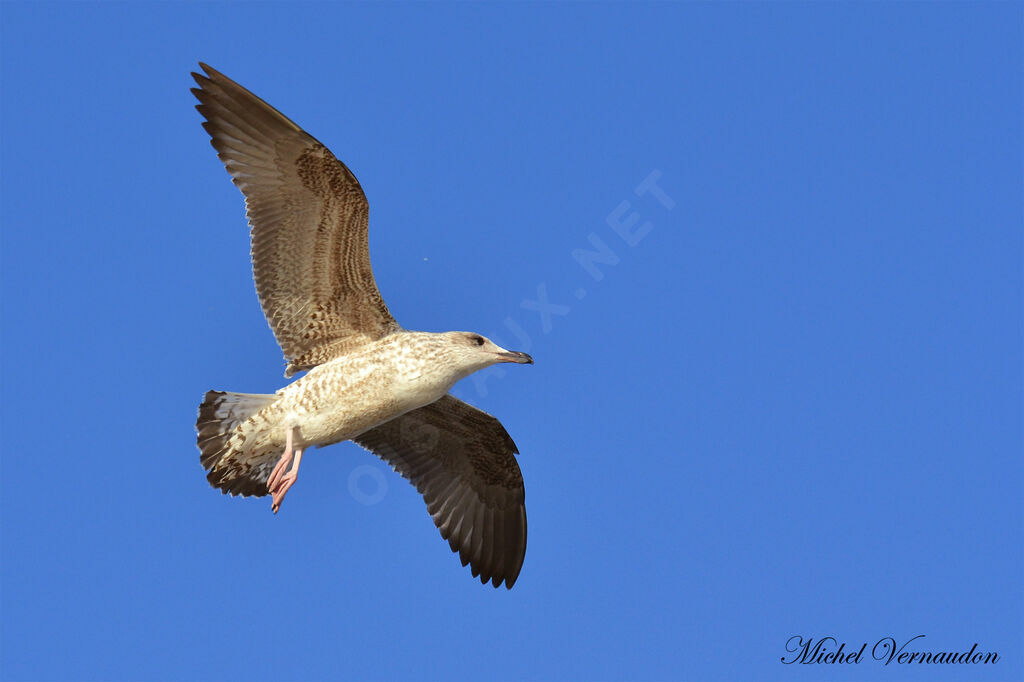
[{"xmin": 196, "ymin": 390, "xmax": 279, "ymax": 497}]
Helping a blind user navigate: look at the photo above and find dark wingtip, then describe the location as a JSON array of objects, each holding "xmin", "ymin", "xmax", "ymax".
[{"xmin": 190, "ymin": 71, "xmax": 211, "ymax": 89}]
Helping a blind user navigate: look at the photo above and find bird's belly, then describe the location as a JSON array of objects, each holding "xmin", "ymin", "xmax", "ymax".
[
  {"xmin": 296, "ymin": 397, "xmax": 437, "ymax": 446},
  {"xmin": 278, "ymin": 366, "xmax": 447, "ymax": 447}
]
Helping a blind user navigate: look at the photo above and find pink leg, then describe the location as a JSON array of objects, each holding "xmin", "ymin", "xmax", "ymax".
[
  {"xmin": 269, "ymin": 426, "xmax": 304, "ymax": 514},
  {"xmin": 270, "ymin": 448, "xmax": 303, "ymax": 514},
  {"xmin": 267, "ymin": 426, "xmax": 294, "ymax": 493}
]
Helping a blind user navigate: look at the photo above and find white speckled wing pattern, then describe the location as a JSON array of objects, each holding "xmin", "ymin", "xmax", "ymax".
[
  {"xmin": 191, "ymin": 63, "xmax": 399, "ymax": 377},
  {"xmin": 354, "ymin": 395, "xmax": 527, "ymax": 589}
]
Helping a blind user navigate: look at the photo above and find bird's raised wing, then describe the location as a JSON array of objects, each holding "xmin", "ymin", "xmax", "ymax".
[
  {"xmin": 353, "ymin": 395, "xmax": 528, "ymax": 589},
  {"xmin": 191, "ymin": 63, "xmax": 399, "ymax": 376}
]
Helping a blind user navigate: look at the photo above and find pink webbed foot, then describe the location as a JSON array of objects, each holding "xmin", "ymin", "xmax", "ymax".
[
  {"xmin": 268, "ymin": 426, "xmax": 304, "ymax": 514},
  {"xmin": 270, "ymin": 449, "xmax": 302, "ymax": 514},
  {"xmin": 267, "ymin": 449, "xmax": 293, "ymax": 493}
]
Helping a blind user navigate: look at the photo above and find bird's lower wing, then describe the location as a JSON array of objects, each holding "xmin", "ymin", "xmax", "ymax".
[{"xmin": 353, "ymin": 394, "xmax": 527, "ymax": 589}]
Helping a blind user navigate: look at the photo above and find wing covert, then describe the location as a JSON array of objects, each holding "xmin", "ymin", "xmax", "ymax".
[
  {"xmin": 191, "ymin": 63, "xmax": 399, "ymax": 376},
  {"xmin": 353, "ymin": 395, "xmax": 528, "ymax": 589}
]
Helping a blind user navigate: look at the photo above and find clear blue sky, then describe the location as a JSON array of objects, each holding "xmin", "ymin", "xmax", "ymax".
[{"xmin": 1, "ymin": 3, "xmax": 1021, "ymax": 681}]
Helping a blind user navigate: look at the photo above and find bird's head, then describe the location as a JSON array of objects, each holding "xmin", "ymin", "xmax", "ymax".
[{"xmin": 437, "ymin": 331, "xmax": 533, "ymax": 379}]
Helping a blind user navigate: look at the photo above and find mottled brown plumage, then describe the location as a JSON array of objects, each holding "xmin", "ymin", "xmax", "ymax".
[
  {"xmin": 192, "ymin": 64, "xmax": 398, "ymax": 377},
  {"xmin": 191, "ymin": 63, "xmax": 533, "ymax": 589},
  {"xmin": 354, "ymin": 395, "xmax": 527, "ymax": 587}
]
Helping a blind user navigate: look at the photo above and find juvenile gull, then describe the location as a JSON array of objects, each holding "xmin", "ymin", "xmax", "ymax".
[{"xmin": 191, "ymin": 63, "xmax": 533, "ymax": 588}]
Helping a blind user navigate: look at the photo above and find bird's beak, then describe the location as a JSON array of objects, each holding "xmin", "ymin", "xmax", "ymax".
[{"xmin": 496, "ymin": 350, "xmax": 534, "ymax": 364}]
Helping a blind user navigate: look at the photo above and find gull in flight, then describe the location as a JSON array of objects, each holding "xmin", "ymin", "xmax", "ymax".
[{"xmin": 191, "ymin": 63, "xmax": 532, "ymax": 588}]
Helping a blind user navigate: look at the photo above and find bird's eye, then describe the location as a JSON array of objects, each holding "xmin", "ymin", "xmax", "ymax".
[{"xmin": 471, "ymin": 335, "xmax": 485, "ymax": 346}]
